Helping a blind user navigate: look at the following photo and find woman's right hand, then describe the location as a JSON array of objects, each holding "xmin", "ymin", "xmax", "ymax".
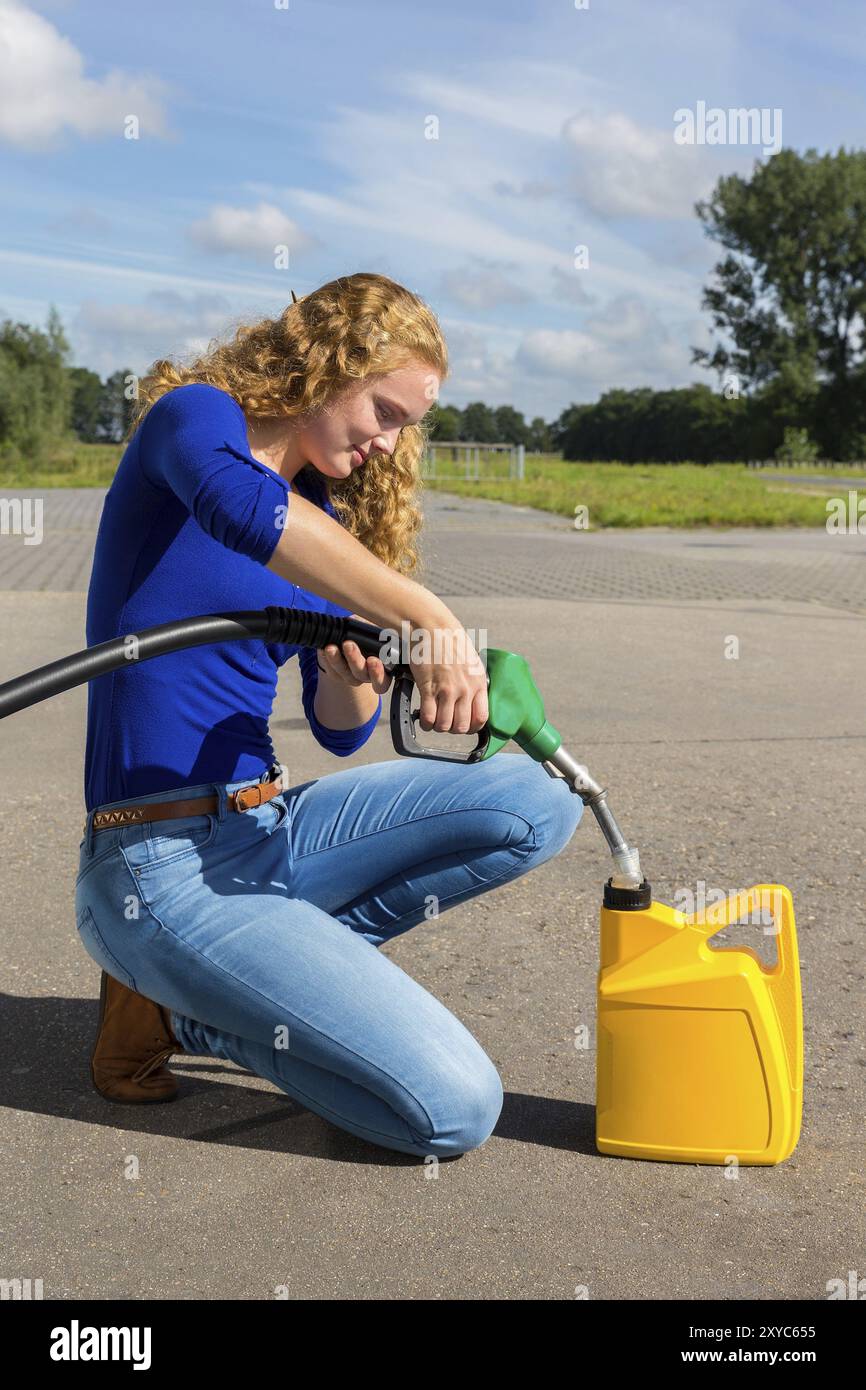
[{"xmin": 407, "ymin": 611, "xmax": 489, "ymax": 735}]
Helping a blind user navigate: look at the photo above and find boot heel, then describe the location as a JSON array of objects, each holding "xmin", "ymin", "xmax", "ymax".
[{"xmin": 90, "ymin": 970, "xmax": 185, "ymax": 1104}]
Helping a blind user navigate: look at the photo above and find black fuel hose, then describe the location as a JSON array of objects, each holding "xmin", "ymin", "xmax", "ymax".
[{"xmin": 0, "ymin": 605, "xmax": 397, "ymax": 722}]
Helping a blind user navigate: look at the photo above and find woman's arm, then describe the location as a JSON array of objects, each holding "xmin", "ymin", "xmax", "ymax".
[
  {"xmin": 313, "ymin": 649, "xmax": 381, "ymax": 731},
  {"xmin": 266, "ymin": 491, "xmax": 487, "ymax": 735},
  {"xmin": 309, "ymin": 610, "xmax": 386, "ymax": 731},
  {"xmin": 136, "ymin": 386, "xmax": 483, "ymax": 731},
  {"xmin": 265, "ymin": 491, "xmax": 445, "ymax": 634}
]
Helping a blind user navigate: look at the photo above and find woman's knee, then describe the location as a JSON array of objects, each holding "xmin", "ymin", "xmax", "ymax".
[
  {"xmin": 420, "ymin": 1057, "xmax": 504, "ymax": 1157},
  {"xmin": 503, "ymin": 758, "xmax": 584, "ymax": 862}
]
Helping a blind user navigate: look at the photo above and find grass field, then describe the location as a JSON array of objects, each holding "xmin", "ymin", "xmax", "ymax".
[
  {"xmin": 423, "ymin": 453, "xmax": 854, "ymax": 527},
  {"xmin": 0, "ymin": 442, "xmax": 859, "ymax": 527}
]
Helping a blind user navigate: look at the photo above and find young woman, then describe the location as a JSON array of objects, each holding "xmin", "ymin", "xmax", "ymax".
[{"xmin": 75, "ymin": 271, "xmax": 583, "ymax": 1160}]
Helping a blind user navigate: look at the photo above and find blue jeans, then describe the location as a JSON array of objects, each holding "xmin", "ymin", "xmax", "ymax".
[{"xmin": 75, "ymin": 753, "xmax": 583, "ymax": 1158}]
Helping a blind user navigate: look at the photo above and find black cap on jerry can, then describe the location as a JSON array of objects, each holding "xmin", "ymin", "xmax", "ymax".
[{"xmin": 603, "ymin": 878, "xmax": 653, "ymax": 910}]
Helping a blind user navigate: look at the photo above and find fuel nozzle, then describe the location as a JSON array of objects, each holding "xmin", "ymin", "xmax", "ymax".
[{"xmin": 468, "ymin": 648, "xmax": 650, "ymax": 906}]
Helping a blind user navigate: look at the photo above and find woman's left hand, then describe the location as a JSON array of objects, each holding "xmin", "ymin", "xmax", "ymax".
[{"xmin": 318, "ymin": 640, "xmax": 393, "ymax": 693}]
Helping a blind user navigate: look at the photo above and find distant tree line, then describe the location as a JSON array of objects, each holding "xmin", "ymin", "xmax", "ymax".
[
  {"xmin": 429, "ymin": 402, "xmax": 552, "ymax": 451},
  {"xmin": 553, "ymin": 379, "xmax": 866, "ymax": 464}
]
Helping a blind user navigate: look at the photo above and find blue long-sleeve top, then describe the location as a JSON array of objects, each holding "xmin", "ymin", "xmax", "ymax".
[{"xmin": 83, "ymin": 381, "xmax": 381, "ymax": 810}]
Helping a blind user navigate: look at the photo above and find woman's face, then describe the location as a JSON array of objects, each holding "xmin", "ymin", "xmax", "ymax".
[{"xmin": 301, "ymin": 363, "xmax": 442, "ymax": 480}]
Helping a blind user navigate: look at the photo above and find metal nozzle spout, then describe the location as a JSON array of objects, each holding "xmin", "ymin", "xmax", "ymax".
[{"xmin": 542, "ymin": 747, "xmax": 644, "ymax": 890}]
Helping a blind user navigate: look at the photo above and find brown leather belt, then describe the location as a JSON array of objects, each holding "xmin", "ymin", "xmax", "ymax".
[{"xmin": 87, "ymin": 765, "xmax": 285, "ymax": 835}]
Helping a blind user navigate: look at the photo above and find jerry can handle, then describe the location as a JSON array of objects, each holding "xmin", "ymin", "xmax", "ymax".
[
  {"xmin": 687, "ymin": 884, "xmax": 794, "ymax": 977},
  {"xmin": 688, "ymin": 884, "xmax": 802, "ymax": 1094}
]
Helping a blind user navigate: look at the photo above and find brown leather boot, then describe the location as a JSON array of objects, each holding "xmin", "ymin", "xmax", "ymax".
[{"xmin": 90, "ymin": 969, "xmax": 186, "ymax": 1103}]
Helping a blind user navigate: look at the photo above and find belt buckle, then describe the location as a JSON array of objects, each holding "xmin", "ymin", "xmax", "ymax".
[
  {"xmin": 227, "ymin": 764, "xmax": 286, "ymax": 813},
  {"xmin": 231, "ymin": 776, "xmax": 276, "ymax": 813},
  {"xmin": 239, "ymin": 784, "xmax": 264, "ymax": 811}
]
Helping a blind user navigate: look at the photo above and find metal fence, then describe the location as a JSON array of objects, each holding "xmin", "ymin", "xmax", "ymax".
[{"xmin": 422, "ymin": 440, "xmax": 526, "ymax": 481}]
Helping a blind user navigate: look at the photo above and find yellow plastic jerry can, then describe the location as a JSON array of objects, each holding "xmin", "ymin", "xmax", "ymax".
[{"xmin": 596, "ymin": 883, "xmax": 803, "ymax": 1164}]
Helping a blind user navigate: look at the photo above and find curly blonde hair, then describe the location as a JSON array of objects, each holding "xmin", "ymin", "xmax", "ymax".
[{"xmin": 124, "ymin": 272, "xmax": 449, "ymax": 576}]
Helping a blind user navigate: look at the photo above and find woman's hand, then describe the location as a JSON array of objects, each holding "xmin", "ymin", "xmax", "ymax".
[
  {"xmin": 318, "ymin": 639, "xmax": 393, "ymax": 693},
  {"xmin": 408, "ymin": 611, "xmax": 489, "ymax": 736},
  {"xmin": 317, "ymin": 607, "xmax": 489, "ymax": 738},
  {"xmin": 318, "ymin": 615, "xmax": 393, "ymax": 692}
]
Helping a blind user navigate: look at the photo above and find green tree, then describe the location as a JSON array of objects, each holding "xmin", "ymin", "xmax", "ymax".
[
  {"xmin": 67, "ymin": 365, "xmax": 138, "ymax": 442},
  {"xmin": 460, "ymin": 401, "xmax": 498, "ymax": 442},
  {"xmin": 0, "ymin": 304, "xmax": 73, "ymax": 457},
  {"xmin": 428, "ymin": 402, "xmax": 462, "ymax": 440},
  {"xmin": 559, "ymin": 384, "xmax": 751, "ymax": 463},
  {"xmin": 528, "ymin": 415, "xmax": 552, "ymax": 452},
  {"xmin": 774, "ymin": 425, "xmax": 819, "ymax": 463},
  {"xmin": 68, "ymin": 366, "xmax": 105, "ymax": 440},
  {"xmin": 100, "ymin": 368, "xmax": 138, "ymax": 442},
  {"xmin": 550, "ymin": 403, "xmax": 591, "ymax": 453},
  {"xmin": 692, "ymin": 147, "xmax": 866, "ymax": 456},
  {"xmin": 492, "ymin": 404, "xmax": 530, "ymax": 445}
]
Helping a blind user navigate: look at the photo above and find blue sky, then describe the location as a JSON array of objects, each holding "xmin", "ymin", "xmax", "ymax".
[{"xmin": 0, "ymin": 0, "xmax": 862, "ymax": 424}]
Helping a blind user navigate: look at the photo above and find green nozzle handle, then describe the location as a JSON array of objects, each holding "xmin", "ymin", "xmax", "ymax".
[{"xmin": 478, "ymin": 648, "xmax": 562, "ymax": 761}]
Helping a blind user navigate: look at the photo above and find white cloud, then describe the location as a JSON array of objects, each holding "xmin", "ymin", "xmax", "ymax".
[
  {"xmin": 70, "ymin": 290, "xmax": 239, "ymax": 378},
  {"xmin": 517, "ymin": 327, "xmax": 607, "ymax": 379},
  {"xmin": 439, "ymin": 265, "xmax": 533, "ymax": 311},
  {"xmin": 45, "ymin": 205, "xmax": 115, "ymax": 239},
  {"xmin": 0, "ymin": 20, "xmax": 748, "ymax": 412},
  {"xmin": 438, "ymin": 322, "xmax": 515, "ymax": 404},
  {"xmin": 583, "ymin": 293, "xmax": 658, "ymax": 345},
  {"xmin": 549, "ymin": 265, "xmax": 597, "ymax": 307},
  {"xmin": 0, "ymin": 245, "xmax": 289, "ymax": 300},
  {"xmin": 492, "ymin": 178, "xmax": 560, "ymax": 200},
  {"xmin": 407, "ymin": 63, "xmax": 612, "ymax": 140},
  {"xmin": 186, "ymin": 201, "xmax": 319, "ymax": 263},
  {"xmin": 244, "ymin": 99, "xmax": 704, "ymax": 317},
  {"xmin": 561, "ymin": 109, "xmax": 720, "ymax": 219},
  {"xmin": 0, "ymin": 0, "xmax": 172, "ymax": 149},
  {"xmin": 516, "ymin": 294, "xmax": 711, "ymax": 391}
]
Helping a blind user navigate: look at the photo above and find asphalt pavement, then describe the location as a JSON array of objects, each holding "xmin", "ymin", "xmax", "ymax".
[{"xmin": 0, "ymin": 488, "xmax": 863, "ymax": 1300}]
